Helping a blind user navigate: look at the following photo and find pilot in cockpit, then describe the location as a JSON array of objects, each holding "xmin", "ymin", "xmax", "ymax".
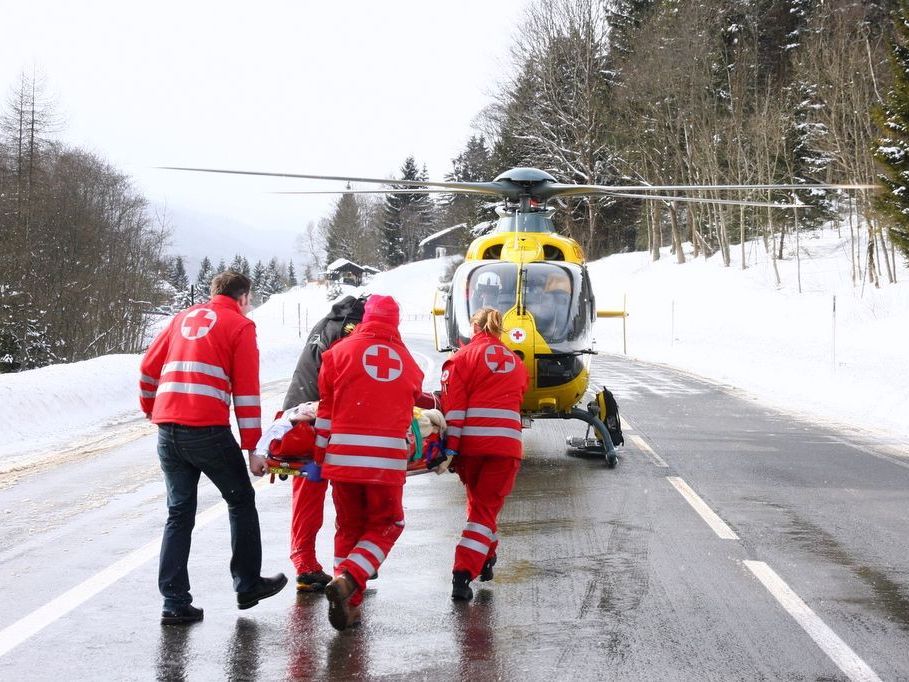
[
  {"xmin": 529, "ymin": 269, "xmax": 571, "ymax": 337},
  {"xmin": 471, "ymin": 271, "xmax": 503, "ymax": 311}
]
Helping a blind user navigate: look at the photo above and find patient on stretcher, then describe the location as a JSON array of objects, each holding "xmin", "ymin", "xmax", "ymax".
[{"xmin": 255, "ymin": 402, "xmax": 447, "ymax": 479}]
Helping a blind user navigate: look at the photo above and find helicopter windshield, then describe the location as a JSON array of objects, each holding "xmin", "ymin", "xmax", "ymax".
[
  {"xmin": 522, "ymin": 262, "xmax": 592, "ymax": 351},
  {"xmin": 450, "ymin": 262, "xmax": 518, "ymax": 343},
  {"xmin": 466, "ymin": 263, "xmax": 518, "ymax": 316},
  {"xmin": 448, "ymin": 260, "xmax": 593, "ymax": 352}
]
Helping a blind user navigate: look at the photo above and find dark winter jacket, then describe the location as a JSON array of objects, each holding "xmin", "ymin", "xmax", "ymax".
[{"xmin": 282, "ymin": 295, "xmax": 366, "ymax": 409}]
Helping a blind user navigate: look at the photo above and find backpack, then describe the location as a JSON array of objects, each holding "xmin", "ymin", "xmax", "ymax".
[
  {"xmin": 592, "ymin": 387, "xmax": 623, "ymax": 447},
  {"xmin": 323, "ymin": 294, "xmax": 367, "ymax": 335},
  {"xmin": 283, "ymin": 295, "xmax": 368, "ymax": 408}
]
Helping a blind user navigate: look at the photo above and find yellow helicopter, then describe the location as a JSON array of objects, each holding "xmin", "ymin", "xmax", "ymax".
[
  {"xmin": 430, "ymin": 170, "xmax": 622, "ymax": 465},
  {"xmin": 162, "ymin": 164, "xmax": 871, "ymax": 467}
]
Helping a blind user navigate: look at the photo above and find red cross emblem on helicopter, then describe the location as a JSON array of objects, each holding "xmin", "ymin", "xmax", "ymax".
[
  {"xmin": 180, "ymin": 308, "xmax": 218, "ymax": 340},
  {"xmin": 509, "ymin": 328, "xmax": 526, "ymax": 344},
  {"xmin": 362, "ymin": 344, "xmax": 403, "ymax": 382},
  {"xmin": 484, "ymin": 345, "xmax": 515, "ymax": 374}
]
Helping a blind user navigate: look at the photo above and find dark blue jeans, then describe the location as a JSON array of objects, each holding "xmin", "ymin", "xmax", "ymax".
[{"xmin": 157, "ymin": 424, "xmax": 262, "ymax": 609}]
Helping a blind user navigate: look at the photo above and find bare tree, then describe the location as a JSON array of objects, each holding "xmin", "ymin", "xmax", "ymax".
[
  {"xmin": 294, "ymin": 220, "xmax": 326, "ymax": 281},
  {"xmin": 498, "ymin": 0, "xmax": 616, "ymax": 255},
  {"xmin": 796, "ymin": 3, "xmax": 892, "ymax": 287}
]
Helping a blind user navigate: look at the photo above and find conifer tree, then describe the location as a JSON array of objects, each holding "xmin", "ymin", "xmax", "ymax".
[
  {"xmin": 873, "ymin": 0, "xmax": 909, "ymax": 260},
  {"xmin": 251, "ymin": 260, "xmax": 267, "ymax": 301},
  {"xmin": 195, "ymin": 257, "xmax": 214, "ymax": 294},
  {"xmin": 166, "ymin": 256, "xmax": 192, "ymax": 310},
  {"xmin": 287, "ymin": 260, "xmax": 298, "ymax": 286},
  {"xmin": 264, "ymin": 257, "xmax": 284, "ymax": 298},
  {"xmin": 229, "ymin": 254, "xmax": 251, "ymax": 277},
  {"xmin": 325, "ymin": 189, "xmax": 362, "ymax": 264},
  {"xmin": 169, "ymin": 256, "xmax": 189, "ymax": 291},
  {"xmin": 383, "ymin": 156, "xmax": 434, "ymax": 265},
  {"xmin": 444, "ymin": 135, "xmax": 496, "ymax": 237}
]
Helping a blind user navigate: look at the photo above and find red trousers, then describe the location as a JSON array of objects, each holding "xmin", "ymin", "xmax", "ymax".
[
  {"xmin": 331, "ymin": 481, "xmax": 404, "ymax": 606},
  {"xmin": 290, "ymin": 476, "xmax": 329, "ymax": 573},
  {"xmin": 453, "ymin": 455, "xmax": 521, "ymax": 579}
]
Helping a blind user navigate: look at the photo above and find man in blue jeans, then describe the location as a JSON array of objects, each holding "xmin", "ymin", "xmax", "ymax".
[{"xmin": 141, "ymin": 271, "xmax": 287, "ymax": 624}]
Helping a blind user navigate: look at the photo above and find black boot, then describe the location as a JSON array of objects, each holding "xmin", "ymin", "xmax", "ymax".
[
  {"xmin": 479, "ymin": 555, "xmax": 497, "ymax": 582},
  {"xmin": 161, "ymin": 603, "xmax": 203, "ymax": 625},
  {"xmin": 237, "ymin": 573, "xmax": 288, "ymax": 610},
  {"xmin": 451, "ymin": 571, "xmax": 473, "ymax": 602},
  {"xmin": 296, "ymin": 570, "xmax": 332, "ymax": 592}
]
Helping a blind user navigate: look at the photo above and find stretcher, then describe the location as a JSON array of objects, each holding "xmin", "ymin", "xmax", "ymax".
[{"xmin": 256, "ymin": 404, "xmax": 446, "ymax": 482}]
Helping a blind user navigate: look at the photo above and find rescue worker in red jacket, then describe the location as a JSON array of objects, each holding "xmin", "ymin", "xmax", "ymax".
[
  {"xmin": 283, "ymin": 295, "xmax": 366, "ymax": 592},
  {"xmin": 440, "ymin": 306, "xmax": 529, "ymax": 602},
  {"xmin": 313, "ymin": 295, "xmax": 424, "ymax": 630},
  {"xmin": 140, "ymin": 271, "xmax": 287, "ymax": 625}
]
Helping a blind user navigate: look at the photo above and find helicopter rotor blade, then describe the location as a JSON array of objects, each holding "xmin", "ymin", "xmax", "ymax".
[
  {"xmin": 604, "ymin": 192, "xmax": 808, "ymax": 209},
  {"xmin": 268, "ymin": 188, "xmax": 491, "ymax": 195},
  {"xmin": 157, "ymin": 166, "xmax": 505, "ymax": 196},
  {"xmin": 158, "ymin": 165, "xmax": 877, "ymax": 205},
  {"xmin": 542, "ymin": 182, "xmax": 877, "ymax": 200}
]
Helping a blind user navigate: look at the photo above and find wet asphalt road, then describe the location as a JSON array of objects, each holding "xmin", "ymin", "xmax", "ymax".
[{"xmin": 1, "ymin": 343, "xmax": 908, "ymax": 681}]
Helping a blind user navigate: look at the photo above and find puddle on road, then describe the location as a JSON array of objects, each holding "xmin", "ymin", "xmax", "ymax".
[
  {"xmin": 493, "ymin": 559, "xmax": 540, "ymax": 584},
  {"xmin": 498, "ymin": 517, "xmax": 576, "ymax": 536},
  {"xmin": 783, "ymin": 513, "xmax": 909, "ymax": 632}
]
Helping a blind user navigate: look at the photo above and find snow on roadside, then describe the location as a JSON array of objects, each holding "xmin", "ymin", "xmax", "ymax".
[
  {"xmin": 0, "ymin": 263, "xmax": 450, "ymax": 465},
  {"xmin": 589, "ymin": 228, "xmax": 909, "ymax": 443},
  {"xmin": 1, "ymin": 235, "xmax": 905, "ymax": 465},
  {"xmin": 0, "ymin": 354, "xmax": 143, "ymax": 464}
]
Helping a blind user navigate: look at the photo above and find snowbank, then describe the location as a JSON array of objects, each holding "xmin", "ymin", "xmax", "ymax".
[
  {"xmin": 1, "ymin": 239, "xmax": 906, "ymax": 465},
  {"xmin": 0, "ymin": 354, "xmax": 143, "ymax": 462},
  {"xmin": 589, "ymin": 229, "xmax": 909, "ymax": 442}
]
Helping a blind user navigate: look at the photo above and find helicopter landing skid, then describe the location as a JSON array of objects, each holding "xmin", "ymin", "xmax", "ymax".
[{"xmin": 536, "ymin": 408, "xmax": 617, "ymax": 468}]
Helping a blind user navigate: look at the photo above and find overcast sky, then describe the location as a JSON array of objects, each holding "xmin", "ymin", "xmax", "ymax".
[{"xmin": 1, "ymin": 0, "xmax": 528, "ymax": 261}]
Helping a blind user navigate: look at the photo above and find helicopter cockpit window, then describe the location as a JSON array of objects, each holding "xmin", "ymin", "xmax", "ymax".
[
  {"xmin": 468, "ymin": 264, "xmax": 517, "ymax": 316},
  {"xmin": 450, "ymin": 262, "xmax": 518, "ymax": 344},
  {"xmin": 523, "ymin": 262, "xmax": 591, "ymax": 350}
]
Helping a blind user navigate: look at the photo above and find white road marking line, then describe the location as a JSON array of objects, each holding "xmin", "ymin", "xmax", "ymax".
[
  {"xmin": 744, "ymin": 561, "xmax": 882, "ymax": 682},
  {"xmin": 620, "ymin": 415, "xmax": 632, "ymax": 431},
  {"xmin": 629, "ymin": 434, "xmax": 668, "ymax": 468},
  {"xmin": 0, "ymin": 478, "xmax": 270, "ymax": 658},
  {"xmin": 666, "ymin": 476, "xmax": 738, "ymax": 540}
]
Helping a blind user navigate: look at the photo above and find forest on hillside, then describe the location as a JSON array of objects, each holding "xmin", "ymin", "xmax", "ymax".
[
  {"xmin": 0, "ymin": 73, "xmax": 166, "ymax": 371},
  {"xmin": 323, "ymin": 0, "xmax": 907, "ymax": 290}
]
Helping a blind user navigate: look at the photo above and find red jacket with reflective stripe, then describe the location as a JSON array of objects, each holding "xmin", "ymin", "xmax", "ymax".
[
  {"xmin": 441, "ymin": 331, "xmax": 529, "ymax": 459},
  {"xmin": 313, "ymin": 320, "xmax": 424, "ymax": 486},
  {"xmin": 139, "ymin": 295, "xmax": 262, "ymax": 449}
]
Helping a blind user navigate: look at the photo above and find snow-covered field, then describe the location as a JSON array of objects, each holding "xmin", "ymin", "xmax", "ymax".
[
  {"xmin": 590, "ymin": 231, "xmax": 908, "ymax": 445},
  {"xmin": 1, "ymin": 229, "xmax": 906, "ymax": 466}
]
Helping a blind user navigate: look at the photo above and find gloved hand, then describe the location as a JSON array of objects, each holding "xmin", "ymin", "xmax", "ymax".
[
  {"xmin": 302, "ymin": 460, "xmax": 322, "ymax": 482},
  {"xmin": 431, "ymin": 448, "xmax": 458, "ymax": 475}
]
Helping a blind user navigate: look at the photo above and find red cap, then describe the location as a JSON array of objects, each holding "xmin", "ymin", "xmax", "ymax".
[{"xmin": 363, "ymin": 294, "xmax": 400, "ymax": 327}]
